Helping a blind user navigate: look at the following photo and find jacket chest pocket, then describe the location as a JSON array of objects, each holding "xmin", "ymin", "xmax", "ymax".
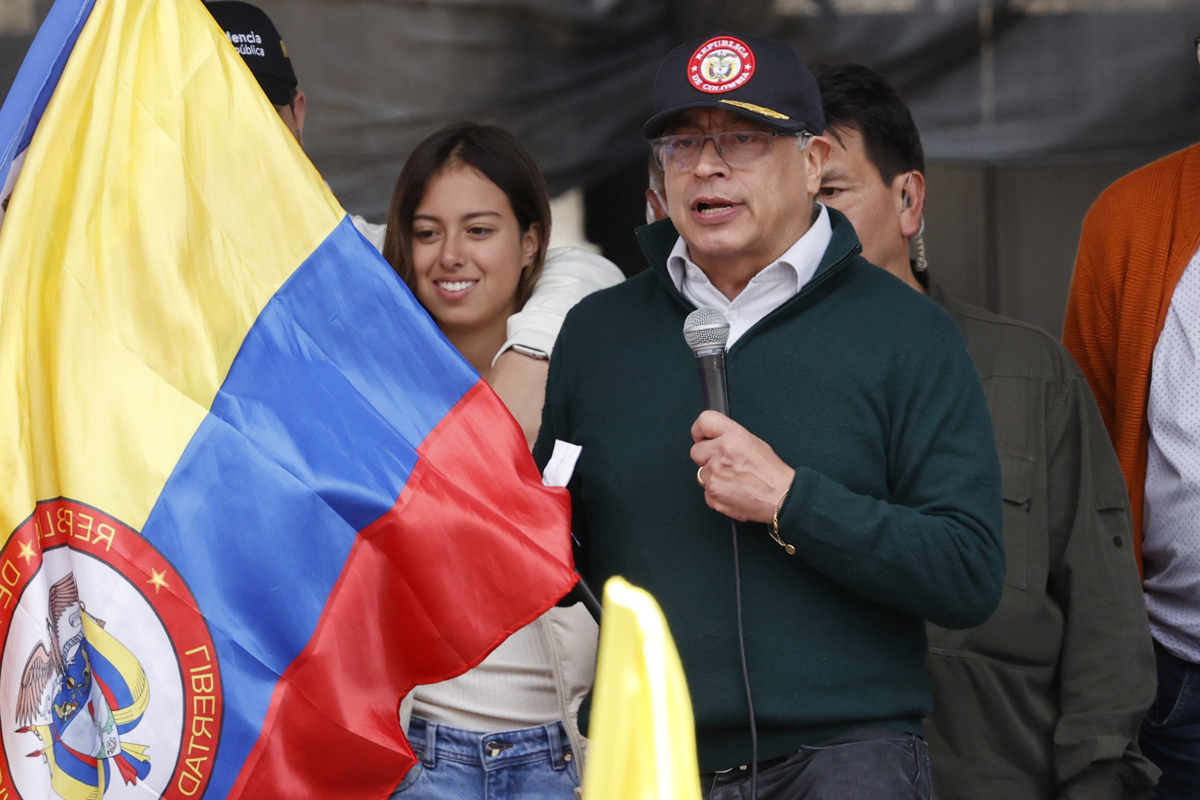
[{"xmin": 1000, "ymin": 453, "xmax": 1035, "ymax": 591}]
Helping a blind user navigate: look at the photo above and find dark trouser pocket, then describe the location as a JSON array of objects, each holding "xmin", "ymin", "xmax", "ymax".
[{"xmin": 1140, "ymin": 642, "xmax": 1200, "ymax": 800}]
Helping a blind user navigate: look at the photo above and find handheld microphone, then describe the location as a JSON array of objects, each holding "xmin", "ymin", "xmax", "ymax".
[
  {"xmin": 683, "ymin": 307, "xmax": 731, "ymax": 415},
  {"xmin": 682, "ymin": 306, "xmax": 758, "ymax": 799}
]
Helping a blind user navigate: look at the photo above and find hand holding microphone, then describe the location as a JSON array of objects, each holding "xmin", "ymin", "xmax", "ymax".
[
  {"xmin": 683, "ymin": 308, "xmax": 795, "ymax": 525},
  {"xmin": 685, "ymin": 307, "xmax": 793, "ymax": 800}
]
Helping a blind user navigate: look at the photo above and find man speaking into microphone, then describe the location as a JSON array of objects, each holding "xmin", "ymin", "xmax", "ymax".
[{"xmin": 534, "ymin": 34, "xmax": 1004, "ymax": 799}]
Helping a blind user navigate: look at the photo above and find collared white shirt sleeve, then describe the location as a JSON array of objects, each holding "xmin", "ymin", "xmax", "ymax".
[
  {"xmin": 351, "ymin": 213, "xmax": 387, "ymax": 252},
  {"xmin": 666, "ymin": 204, "xmax": 832, "ymax": 347},
  {"xmin": 495, "ymin": 246, "xmax": 624, "ymax": 364},
  {"xmin": 1144, "ymin": 244, "xmax": 1200, "ymax": 662}
]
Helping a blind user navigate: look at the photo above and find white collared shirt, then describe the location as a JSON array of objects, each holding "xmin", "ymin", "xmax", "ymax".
[
  {"xmin": 1144, "ymin": 243, "xmax": 1200, "ymax": 662},
  {"xmin": 667, "ymin": 204, "xmax": 833, "ymax": 347}
]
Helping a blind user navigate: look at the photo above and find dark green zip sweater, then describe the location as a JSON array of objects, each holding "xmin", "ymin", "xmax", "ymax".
[{"xmin": 534, "ymin": 210, "xmax": 1004, "ymax": 772}]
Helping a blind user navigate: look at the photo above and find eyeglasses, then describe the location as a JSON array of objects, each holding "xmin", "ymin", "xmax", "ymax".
[{"xmin": 651, "ymin": 130, "xmax": 810, "ymax": 172}]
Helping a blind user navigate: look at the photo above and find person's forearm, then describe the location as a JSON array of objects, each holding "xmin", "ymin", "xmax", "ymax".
[
  {"xmin": 1050, "ymin": 377, "xmax": 1157, "ymax": 798},
  {"xmin": 489, "ymin": 350, "xmax": 549, "ymax": 450},
  {"xmin": 690, "ymin": 411, "xmax": 1003, "ymax": 625},
  {"xmin": 778, "ymin": 464, "xmax": 1005, "ymax": 629},
  {"xmin": 495, "ymin": 247, "xmax": 623, "ymax": 366},
  {"xmin": 770, "ymin": 334, "xmax": 1006, "ymax": 628}
]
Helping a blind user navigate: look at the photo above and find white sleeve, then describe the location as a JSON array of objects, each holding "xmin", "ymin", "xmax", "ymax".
[
  {"xmin": 495, "ymin": 246, "xmax": 624, "ymax": 365},
  {"xmin": 351, "ymin": 214, "xmax": 387, "ymax": 253}
]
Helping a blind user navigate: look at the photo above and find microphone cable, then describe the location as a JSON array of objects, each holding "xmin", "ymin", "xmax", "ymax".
[
  {"xmin": 682, "ymin": 308, "xmax": 757, "ymax": 798},
  {"xmin": 731, "ymin": 518, "xmax": 758, "ymax": 799}
]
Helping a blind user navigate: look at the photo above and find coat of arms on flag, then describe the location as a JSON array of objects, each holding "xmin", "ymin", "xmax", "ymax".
[
  {"xmin": 0, "ymin": 0, "xmax": 578, "ymax": 797},
  {"xmin": 2, "ymin": 500, "xmax": 222, "ymax": 800}
]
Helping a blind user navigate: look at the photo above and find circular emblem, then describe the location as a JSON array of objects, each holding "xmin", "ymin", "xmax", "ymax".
[
  {"xmin": 0, "ymin": 499, "xmax": 223, "ymax": 799},
  {"xmin": 689, "ymin": 36, "xmax": 756, "ymax": 94}
]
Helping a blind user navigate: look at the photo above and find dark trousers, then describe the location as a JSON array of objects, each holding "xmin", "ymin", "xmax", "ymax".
[
  {"xmin": 1141, "ymin": 640, "xmax": 1200, "ymax": 800},
  {"xmin": 701, "ymin": 730, "xmax": 933, "ymax": 800}
]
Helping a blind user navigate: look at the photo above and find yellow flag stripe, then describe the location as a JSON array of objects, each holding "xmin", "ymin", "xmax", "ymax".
[{"xmin": 0, "ymin": 0, "xmax": 344, "ymax": 536}]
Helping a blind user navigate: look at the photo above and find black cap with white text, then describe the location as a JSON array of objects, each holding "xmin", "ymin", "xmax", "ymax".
[
  {"xmin": 642, "ymin": 34, "xmax": 824, "ymax": 139},
  {"xmin": 205, "ymin": 1, "xmax": 298, "ymax": 106}
]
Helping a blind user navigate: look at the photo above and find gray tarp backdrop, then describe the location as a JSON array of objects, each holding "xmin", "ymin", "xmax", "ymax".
[
  {"xmin": 3, "ymin": 0, "xmax": 1200, "ymax": 330},
  {"xmin": 249, "ymin": 0, "xmax": 1200, "ymax": 218}
]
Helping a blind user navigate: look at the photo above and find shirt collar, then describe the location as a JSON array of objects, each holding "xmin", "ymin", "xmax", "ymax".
[{"xmin": 666, "ymin": 203, "xmax": 832, "ymax": 296}]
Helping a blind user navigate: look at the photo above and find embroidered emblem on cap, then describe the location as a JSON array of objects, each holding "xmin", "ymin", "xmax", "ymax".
[{"xmin": 689, "ymin": 36, "xmax": 756, "ymax": 94}]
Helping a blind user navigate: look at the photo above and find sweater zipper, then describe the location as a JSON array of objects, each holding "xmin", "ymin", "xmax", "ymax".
[{"xmin": 538, "ymin": 613, "xmax": 585, "ymax": 782}]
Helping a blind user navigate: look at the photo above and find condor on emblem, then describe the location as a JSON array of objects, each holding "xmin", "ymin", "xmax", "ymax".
[{"xmin": 0, "ymin": 500, "xmax": 223, "ymax": 799}]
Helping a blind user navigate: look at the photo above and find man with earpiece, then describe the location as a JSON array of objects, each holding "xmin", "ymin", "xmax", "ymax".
[{"xmin": 816, "ymin": 62, "xmax": 1157, "ymax": 800}]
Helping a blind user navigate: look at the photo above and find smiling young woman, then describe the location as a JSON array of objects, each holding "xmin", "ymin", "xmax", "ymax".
[
  {"xmin": 382, "ymin": 123, "xmax": 604, "ymax": 800},
  {"xmin": 385, "ymin": 125, "xmax": 549, "ymax": 379}
]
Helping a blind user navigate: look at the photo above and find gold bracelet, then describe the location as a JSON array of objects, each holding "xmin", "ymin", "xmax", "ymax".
[{"xmin": 770, "ymin": 487, "xmax": 795, "ymax": 555}]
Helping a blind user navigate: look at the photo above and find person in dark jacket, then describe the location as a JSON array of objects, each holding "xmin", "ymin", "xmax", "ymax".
[
  {"xmin": 534, "ymin": 35, "xmax": 1004, "ymax": 800},
  {"xmin": 815, "ymin": 62, "xmax": 1158, "ymax": 800}
]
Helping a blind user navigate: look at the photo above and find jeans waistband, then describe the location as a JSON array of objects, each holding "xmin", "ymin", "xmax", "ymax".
[
  {"xmin": 1155, "ymin": 638, "xmax": 1200, "ymax": 668},
  {"xmin": 407, "ymin": 715, "xmax": 572, "ymax": 771}
]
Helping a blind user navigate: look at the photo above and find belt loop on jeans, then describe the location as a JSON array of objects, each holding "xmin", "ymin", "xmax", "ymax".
[
  {"xmin": 546, "ymin": 722, "xmax": 567, "ymax": 770},
  {"xmin": 421, "ymin": 721, "xmax": 437, "ymax": 768}
]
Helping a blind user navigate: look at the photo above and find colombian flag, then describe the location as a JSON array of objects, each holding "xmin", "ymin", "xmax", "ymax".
[{"xmin": 0, "ymin": 0, "xmax": 576, "ymax": 798}]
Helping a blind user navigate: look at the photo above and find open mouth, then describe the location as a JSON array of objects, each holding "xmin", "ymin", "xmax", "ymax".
[
  {"xmin": 695, "ymin": 200, "xmax": 735, "ymax": 215},
  {"xmin": 434, "ymin": 279, "xmax": 478, "ymax": 293}
]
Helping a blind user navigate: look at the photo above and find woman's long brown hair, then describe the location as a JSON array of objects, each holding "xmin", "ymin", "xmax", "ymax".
[{"xmin": 383, "ymin": 123, "xmax": 551, "ymax": 312}]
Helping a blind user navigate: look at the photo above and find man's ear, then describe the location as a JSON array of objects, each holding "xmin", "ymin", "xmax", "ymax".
[
  {"xmin": 898, "ymin": 170, "xmax": 926, "ymax": 239},
  {"xmin": 645, "ymin": 188, "xmax": 669, "ymax": 224},
  {"xmin": 290, "ymin": 89, "xmax": 307, "ymax": 144},
  {"xmin": 804, "ymin": 136, "xmax": 833, "ymax": 198}
]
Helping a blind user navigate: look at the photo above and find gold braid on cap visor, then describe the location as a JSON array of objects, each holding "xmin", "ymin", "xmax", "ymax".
[{"xmin": 718, "ymin": 99, "xmax": 790, "ymax": 120}]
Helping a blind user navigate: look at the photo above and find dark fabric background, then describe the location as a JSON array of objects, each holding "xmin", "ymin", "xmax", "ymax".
[
  {"xmin": 4, "ymin": 1, "xmax": 1200, "ymax": 219},
  {"xmin": 250, "ymin": 0, "xmax": 1200, "ymax": 218},
  {"xmin": 783, "ymin": 2, "xmax": 1200, "ymax": 164}
]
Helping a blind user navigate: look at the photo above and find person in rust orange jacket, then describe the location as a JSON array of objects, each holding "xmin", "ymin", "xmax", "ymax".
[{"xmin": 1063, "ymin": 53, "xmax": 1200, "ymax": 797}]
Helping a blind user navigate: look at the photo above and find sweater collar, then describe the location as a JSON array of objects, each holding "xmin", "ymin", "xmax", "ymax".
[{"xmin": 635, "ymin": 206, "xmax": 863, "ymax": 311}]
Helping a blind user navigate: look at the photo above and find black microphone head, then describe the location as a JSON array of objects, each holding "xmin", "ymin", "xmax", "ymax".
[{"xmin": 683, "ymin": 307, "xmax": 730, "ymax": 356}]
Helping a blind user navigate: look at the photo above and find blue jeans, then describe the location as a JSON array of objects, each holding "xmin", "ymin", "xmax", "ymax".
[
  {"xmin": 390, "ymin": 716, "xmax": 579, "ymax": 800},
  {"xmin": 1140, "ymin": 640, "xmax": 1200, "ymax": 800},
  {"xmin": 702, "ymin": 730, "xmax": 933, "ymax": 800}
]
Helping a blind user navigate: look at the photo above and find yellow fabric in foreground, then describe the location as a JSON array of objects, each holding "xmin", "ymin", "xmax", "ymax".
[
  {"xmin": 584, "ymin": 577, "xmax": 702, "ymax": 800},
  {"xmin": 0, "ymin": 0, "xmax": 344, "ymax": 537}
]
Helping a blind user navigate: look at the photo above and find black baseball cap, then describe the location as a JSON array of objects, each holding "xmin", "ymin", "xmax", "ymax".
[
  {"xmin": 206, "ymin": 1, "xmax": 298, "ymax": 106},
  {"xmin": 642, "ymin": 34, "xmax": 824, "ymax": 139}
]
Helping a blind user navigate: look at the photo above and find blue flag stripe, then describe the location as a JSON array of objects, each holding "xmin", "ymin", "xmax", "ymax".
[{"xmin": 142, "ymin": 217, "xmax": 478, "ymax": 797}]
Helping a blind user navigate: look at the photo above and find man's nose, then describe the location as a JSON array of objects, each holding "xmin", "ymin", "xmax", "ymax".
[{"xmin": 693, "ymin": 137, "xmax": 728, "ymax": 178}]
